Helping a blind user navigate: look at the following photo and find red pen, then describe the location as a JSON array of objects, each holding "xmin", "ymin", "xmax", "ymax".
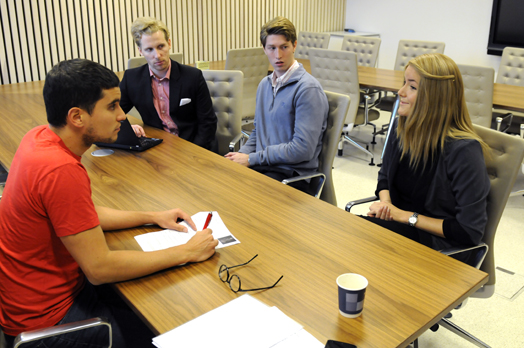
[{"xmin": 203, "ymin": 211, "xmax": 213, "ymax": 229}]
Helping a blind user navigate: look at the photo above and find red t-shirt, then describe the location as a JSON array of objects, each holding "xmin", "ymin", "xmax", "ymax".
[{"xmin": 0, "ymin": 125, "xmax": 100, "ymax": 336}]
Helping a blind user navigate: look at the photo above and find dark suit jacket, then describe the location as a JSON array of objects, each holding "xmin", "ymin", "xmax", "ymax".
[{"xmin": 119, "ymin": 59, "xmax": 217, "ymax": 150}]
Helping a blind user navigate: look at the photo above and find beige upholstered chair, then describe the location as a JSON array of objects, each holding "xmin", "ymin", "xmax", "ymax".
[
  {"xmin": 496, "ymin": 47, "xmax": 524, "ymax": 86},
  {"xmin": 202, "ymin": 70, "xmax": 245, "ymax": 156},
  {"xmin": 340, "ymin": 35, "xmax": 381, "ymax": 67},
  {"xmin": 309, "ymin": 48, "xmax": 377, "ymax": 165},
  {"xmin": 522, "ymin": 125, "xmax": 524, "ymax": 176},
  {"xmin": 225, "ymin": 47, "xmax": 269, "ymax": 122},
  {"xmin": 346, "ymin": 125, "xmax": 524, "ymax": 348},
  {"xmin": 295, "ymin": 31, "xmax": 331, "ymax": 60},
  {"xmin": 341, "ymin": 35, "xmax": 382, "ymax": 144},
  {"xmin": 127, "ymin": 52, "xmax": 183, "ymax": 69},
  {"xmin": 393, "ymin": 40, "xmax": 446, "ymax": 71},
  {"xmin": 493, "ymin": 47, "xmax": 524, "ymax": 133},
  {"xmin": 1, "ymin": 317, "xmax": 111, "ymax": 348},
  {"xmin": 283, "ymin": 90, "xmax": 349, "ymax": 206},
  {"xmin": 458, "ymin": 64, "xmax": 495, "ymax": 129},
  {"xmin": 433, "ymin": 125, "xmax": 524, "ymax": 347}
]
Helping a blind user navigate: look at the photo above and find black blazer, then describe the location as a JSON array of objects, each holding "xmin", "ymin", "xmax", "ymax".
[
  {"xmin": 119, "ymin": 59, "xmax": 217, "ymax": 150},
  {"xmin": 377, "ymin": 119, "xmax": 490, "ymax": 249}
]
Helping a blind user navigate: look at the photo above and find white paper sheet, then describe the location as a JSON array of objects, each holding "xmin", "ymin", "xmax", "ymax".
[
  {"xmin": 272, "ymin": 328, "xmax": 325, "ymax": 348},
  {"xmin": 134, "ymin": 211, "xmax": 240, "ymax": 251},
  {"xmin": 152, "ymin": 294, "xmax": 322, "ymax": 348}
]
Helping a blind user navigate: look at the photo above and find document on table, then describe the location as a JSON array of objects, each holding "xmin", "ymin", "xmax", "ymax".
[
  {"xmin": 152, "ymin": 294, "xmax": 324, "ymax": 348},
  {"xmin": 134, "ymin": 211, "xmax": 240, "ymax": 251}
]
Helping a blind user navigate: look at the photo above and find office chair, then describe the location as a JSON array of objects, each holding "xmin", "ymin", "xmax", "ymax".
[
  {"xmin": 346, "ymin": 125, "xmax": 524, "ymax": 348},
  {"xmin": 225, "ymin": 47, "xmax": 269, "ymax": 122},
  {"xmin": 282, "ymin": 90, "xmax": 349, "ymax": 206},
  {"xmin": 492, "ymin": 47, "xmax": 524, "ymax": 133},
  {"xmin": 127, "ymin": 52, "xmax": 183, "ymax": 69},
  {"xmin": 309, "ymin": 48, "xmax": 377, "ymax": 165},
  {"xmin": 394, "ymin": 40, "xmax": 446, "ymax": 70},
  {"xmin": 294, "ymin": 31, "xmax": 331, "ymax": 60},
  {"xmin": 341, "ymin": 35, "xmax": 382, "ymax": 144},
  {"xmin": 202, "ymin": 70, "xmax": 246, "ymax": 155},
  {"xmin": 0, "ymin": 317, "xmax": 112, "ymax": 348},
  {"xmin": 0, "ymin": 165, "xmax": 6, "ymax": 200},
  {"xmin": 340, "ymin": 35, "xmax": 381, "ymax": 67},
  {"xmin": 458, "ymin": 64, "xmax": 495, "ymax": 129}
]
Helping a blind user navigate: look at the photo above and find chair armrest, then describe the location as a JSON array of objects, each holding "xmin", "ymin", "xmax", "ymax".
[
  {"xmin": 360, "ymin": 87, "xmax": 380, "ymax": 96},
  {"xmin": 495, "ymin": 112, "xmax": 513, "ymax": 132},
  {"xmin": 0, "ymin": 162, "xmax": 7, "ymax": 201},
  {"xmin": 228, "ymin": 133, "xmax": 248, "ymax": 152},
  {"xmin": 359, "ymin": 88, "xmax": 382, "ymax": 108},
  {"xmin": 282, "ymin": 172, "xmax": 325, "ymax": 183},
  {"xmin": 282, "ymin": 172, "xmax": 325, "ymax": 198},
  {"xmin": 440, "ymin": 242, "xmax": 493, "ymax": 299},
  {"xmin": 345, "ymin": 196, "xmax": 378, "ymax": 212},
  {"xmin": 14, "ymin": 317, "xmax": 112, "ymax": 348},
  {"xmin": 439, "ymin": 242, "xmax": 488, "ymax": 270}
]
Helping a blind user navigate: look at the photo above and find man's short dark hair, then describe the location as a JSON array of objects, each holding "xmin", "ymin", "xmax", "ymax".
[
  {"xmin": 43, "ymin": 59, "xmax": 120, "ymax": 127},
  {"xmin": 260, "ymin": 16, "xmax": 297, "ymax": 47}
]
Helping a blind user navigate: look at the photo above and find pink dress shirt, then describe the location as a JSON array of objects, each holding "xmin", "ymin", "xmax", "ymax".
[{"xmin": 150, "ymin": 61, "xmax": 178, "ymax": 135}]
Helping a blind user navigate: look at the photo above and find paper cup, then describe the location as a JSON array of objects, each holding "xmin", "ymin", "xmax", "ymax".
[{"xmin": 337, "ymin": 273, "xmax": 368, "ymax": 318}]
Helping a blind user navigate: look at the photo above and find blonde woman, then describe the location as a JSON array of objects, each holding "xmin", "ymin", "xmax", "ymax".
[{"xmin": 363, "ymin": 53, "xmax": 490, "ymax": 252}]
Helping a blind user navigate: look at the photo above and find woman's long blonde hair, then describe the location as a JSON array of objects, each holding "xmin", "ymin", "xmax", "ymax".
[{"xmin": 397, "ymin": 53, "xmax": 489, "ymax": 169}]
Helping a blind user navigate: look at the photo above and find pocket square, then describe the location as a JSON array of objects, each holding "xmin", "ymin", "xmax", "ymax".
[{"xmin": 180, "ymin": 98, "xmax": 191, "ymax": 106}]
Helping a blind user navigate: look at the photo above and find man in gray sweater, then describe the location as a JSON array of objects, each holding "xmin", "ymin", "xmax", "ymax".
[{"xmin": 225, "ymin": 16, "xmax": 328, "ymax": 193}]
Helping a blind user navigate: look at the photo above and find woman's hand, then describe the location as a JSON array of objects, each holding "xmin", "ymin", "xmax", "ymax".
[
  {"xmin": 368, "ymin": 201, "xmax": 401, "ymax": 222},
  {"xmin": 368, "ymin": 202, "xmax": 445, "ymax": 237}
]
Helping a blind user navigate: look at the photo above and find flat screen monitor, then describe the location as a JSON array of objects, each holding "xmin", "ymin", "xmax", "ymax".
[{"xmin": 487, "ymin": 0, "xmax": 524, "ymax": 55}]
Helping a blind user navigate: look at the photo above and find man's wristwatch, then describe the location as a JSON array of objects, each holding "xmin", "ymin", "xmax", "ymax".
[{"xmin": 408, "ymin": 212, "xmax": 419, "ymax": 227}]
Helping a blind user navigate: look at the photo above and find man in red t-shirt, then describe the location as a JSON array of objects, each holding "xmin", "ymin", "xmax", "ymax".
[{"xmin": 0, "ymin": 59, "xmax": 218, "ymax": 348}]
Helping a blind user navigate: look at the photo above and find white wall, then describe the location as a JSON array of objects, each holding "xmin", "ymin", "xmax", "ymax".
[{"xmin": 345, "ymin": 0, "xmax": 501, "ymax": 74}]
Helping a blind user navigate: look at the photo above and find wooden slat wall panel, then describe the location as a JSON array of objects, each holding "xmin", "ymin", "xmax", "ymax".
[{"xmin": 0, "ymin": 0, "xmax": 345, "ymax": 85}]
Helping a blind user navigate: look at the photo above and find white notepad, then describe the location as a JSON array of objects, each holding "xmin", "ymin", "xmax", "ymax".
[{"xmin": 134, "ymin": 211, "xmax": 240, "ymax": 251}]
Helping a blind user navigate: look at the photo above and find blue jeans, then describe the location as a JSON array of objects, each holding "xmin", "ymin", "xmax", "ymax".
[{"xmin": 4, "ymin": 282, "xmax": 154, "ymax": 348}]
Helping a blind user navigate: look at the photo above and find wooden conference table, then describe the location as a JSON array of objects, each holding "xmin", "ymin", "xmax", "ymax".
[
  {"xmin": 355, "ymin": 64, "xmax": 524, "ymax": 113},
  {"xmin": 205, "ymin": 58, "xmax": 524, "ymax": 113},
  {"xmin": 0, "ymin": 78, "xmax": 488, "ymax": 348}
]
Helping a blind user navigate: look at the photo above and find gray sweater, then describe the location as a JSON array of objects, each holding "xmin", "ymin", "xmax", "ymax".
[{"xmin": 239, "ymin": 64, "xmax": 328, "ymax": 175}]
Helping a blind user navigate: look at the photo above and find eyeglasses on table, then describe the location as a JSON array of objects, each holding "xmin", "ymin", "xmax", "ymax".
[{"xmin": 218, "ymin": 254, "xmax": 283, "ymax": 293}]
